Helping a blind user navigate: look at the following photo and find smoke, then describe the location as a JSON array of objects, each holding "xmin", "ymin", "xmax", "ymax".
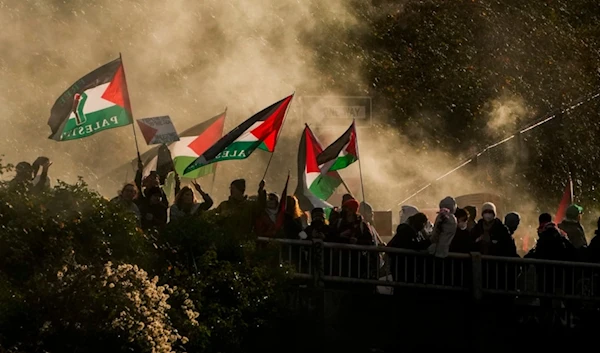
[
  {"xmin": 1, "ymin": 1, "xmax": 546, "ymax": 247},
  {"xmin": 486, "ymin": 93, "xmax": 529, "ymax": 133},
  {"xmin": 0, "ymin": 0, "xmax": 360, "ymax": 197}
]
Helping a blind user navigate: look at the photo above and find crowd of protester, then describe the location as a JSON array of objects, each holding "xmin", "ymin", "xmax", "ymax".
[{"xmin": 8, "ymin": 157, "xmax": 600, "ymax": 288}]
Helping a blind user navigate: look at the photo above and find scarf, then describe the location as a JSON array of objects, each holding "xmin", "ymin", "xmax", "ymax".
[{"xmin": 266, "ymin": 208, "xmax": 278, "ymax": 223}]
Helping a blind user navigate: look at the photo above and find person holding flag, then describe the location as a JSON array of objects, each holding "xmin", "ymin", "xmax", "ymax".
[{"xmin": 558, "ymin": 204, "xmax": 587, "ymax": 250}]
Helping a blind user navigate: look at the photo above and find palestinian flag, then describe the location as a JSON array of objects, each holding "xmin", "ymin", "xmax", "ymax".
[
  {"xmin": 555, "ymin": 177, "xmax": 573, "ymax": 224},
  {"xmin": 316, "ymin": 120, "xmax": 358, "ymax": 173},
  {"xmin": 140, "ymin": 111, "xmax": 226, "ymax": 179},
  {"xmin": 295, "ymin": 125, "xmax": 344, "ymax": 212},
  {"xmin": 184, "ymin": 94, "xmax": 294, "ymax": 174},
  {"xmin": 48, "ymin": 57, "xmax": 133, "ymax": 141}
]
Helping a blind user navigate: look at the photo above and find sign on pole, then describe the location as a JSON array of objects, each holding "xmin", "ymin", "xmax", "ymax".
[{"xmin": 136, "ymin": 116, "xmax": 180, "ymax": 145}]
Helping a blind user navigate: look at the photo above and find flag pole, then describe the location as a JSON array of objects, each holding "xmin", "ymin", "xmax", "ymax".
[
  {"xmin": 261, "ymin": 92, "xmax": 295, "ymax": 180},
  {"xmin": 210, "ymin": 106, "xmax": 226, "ymax": 194},
  {"xmin": 119, "ymin": 52, "xmax": 142, "ymax": 163},
  {"xmin": 353, "ymin": 119, "xmax": 367, "ymax": 204}
]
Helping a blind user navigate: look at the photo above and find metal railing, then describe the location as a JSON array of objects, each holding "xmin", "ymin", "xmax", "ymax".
[{"xmin": 257, "ymin": 237, "xmax": 600, "ymax": 302}]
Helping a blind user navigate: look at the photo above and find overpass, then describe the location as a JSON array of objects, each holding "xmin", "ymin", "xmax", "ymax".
[{"xmin": 257, "ymin": 237, "xmax": 600, "ymax": 352}]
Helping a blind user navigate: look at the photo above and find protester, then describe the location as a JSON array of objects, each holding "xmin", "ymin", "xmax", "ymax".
[
  {"xmin": 388, "ymin": 213, "xmax": 430, "ymax": 251},
  {"xmin": 329, "ymin": 207, "xmax": 341, "ymax": 226},
  {"xmin": 9, "ymin": 158, "xmax": 52, "ymax": 193},
  {"xmin": 449, "ymin": 208, "xmax": 472, "ymax": 253},
  {"xmin": 334, "ymin": 199, "xmax": 374, "ymax": 245},
  {"xmin": 135, "ymin": 161, "xmax": 172, "ymax": 208},
  {"xmin": 400, "ymin": 204, "xmax": 433, "ymax": 242},
  {"xmin": 360, "ymin": 201, "xmax": 385, "ymax": 246},
  {"xmin": 471, "ymin": 202, "xmax": 518, "ymax": 257},
  {"xmin": 399, "ymin": 205, "xmax": 419, "ymax": 224},
  {"xmin": 464, "ymin": 205, "xmax": 477, "ymax": 230},
  {"xmin": 283, "ymin": 195, "xmax": 306, "ymax": 239},
  {"xmin": 304, "ymin": 208, "xmax": 332, "ymax": 241},
  {"xmin": 342, "ymin": 193, "xmax": 354, "ymax": 205},
  {"xmin": 525, "ymin": 213, "xmax": 576, "ymax": 261},
  {"xmin": 428, "ymin": 196, "xmax": 457, "ymax": 258},
  {"xmin": 504, "ymin": 212, "xmax": 521, "ymax": 236},
  {"xmin": 255, "ymin": 193, "xmax": 280, "ymax": 238},
  {"xmin": 387, "ymin": 212, "xmax": 430, "ymax": 284},
  {"xmin": 139, "ymin": 186, "xmax": 168, "ymax": 231},
  {"xmin": 558, "ymin": 204, "xmax": 587, "ymax": 249},
  {"xmin": 110, "ymin": 183, "xmax": 141, "ymax": 224},
  {"xmin": 169, "ymin": 181, "xmax": 213, "ymax": 222},
  {"xmin": 215, "ymin": 179, "xmax": 266, "ymax": 234}
]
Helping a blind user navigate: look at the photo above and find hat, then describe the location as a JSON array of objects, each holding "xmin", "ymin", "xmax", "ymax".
[
  {"xmin": 359, "ymin": 201, "xmax": 373, "ymax": 214},
  {"xmin": 311, "ymin": 207, "xmax": 325, "ymax": 216},
  {"xmin": 481, "ymin": 202, "xmax": 496, "ymax": 216},
  {"xmin": 231, "ymin": 179, "xmax": 246, "ymax": 192},
  {"xmin": 342, "ymin": 199, "xmax": 360, "ymax": 213},
  {"xmin": 566, "ymin": 204, "xmax": 583, "ymax": 220}
]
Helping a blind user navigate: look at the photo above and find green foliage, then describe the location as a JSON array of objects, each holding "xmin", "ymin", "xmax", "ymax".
[
  {"xmin": 159, "ymin": 214, "xmax": 293, "ymax": 353},
  {"xmin": 0, "ymin": 181, "xmax": 291, "ymax": 352}
]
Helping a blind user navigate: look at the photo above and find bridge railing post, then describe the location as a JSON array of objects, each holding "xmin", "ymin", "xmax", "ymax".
[
  {"xmin": 312, "ymin": 239, "xmax": 325, "ymax": 288},
  {"xmin": 470, "ymin": 252, "xmax": 483, "ymax": 301}
]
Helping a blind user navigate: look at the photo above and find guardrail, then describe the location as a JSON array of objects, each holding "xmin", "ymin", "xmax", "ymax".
[{"xmin": 257, "ymin": 237, "xmax": 600, "ymax": 302}]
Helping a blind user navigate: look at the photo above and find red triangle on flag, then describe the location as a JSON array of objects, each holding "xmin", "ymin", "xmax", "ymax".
[
  {"xmin": 250, "ymin": 95, "xmax": 293, "ymax": 152},
  {"xmin": 187, "ymin": 115, "xmax": 226, "ymax": 156},
  {"xmin": 137, "ymin": 120, "xmax": 159, "ymax": 145},
  {"xmin": 101, "ymin": 63, "xmax": 132, "ymax": 115}
]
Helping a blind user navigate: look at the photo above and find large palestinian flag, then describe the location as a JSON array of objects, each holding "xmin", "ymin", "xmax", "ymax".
[
  {"xmin": 316, "ymin": 120, "xmax": 358, "ymax": 173},
  {"xmin": 184, "ymin": 94, "xmax": 294, "ymax": 174},
  {"xmin": 295, "ymin": 125, "xmax": 344, "ymax": 211},
  {"xmin": 140, "ymin": 111, "xmax": 226, "ymax": 179},
  {"xmin": 48, "ymin": 57, "xmax": 133, "ymax": 141}
]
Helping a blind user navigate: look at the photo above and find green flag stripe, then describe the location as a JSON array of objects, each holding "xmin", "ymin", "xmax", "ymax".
[
  {"xmin": 173, "ymin": 156, "xmax": 216, "ymax": 178},
  {"xmin": 308, "ymin": 173, "xmax": 342, "ymax": 200},
  {"xmin": 59, "ymin": 106, "xmax": 131, "ymax": 141},
  {"xmin": 328, "ymin": 154, "xmax": 358, "ymax": 172}
]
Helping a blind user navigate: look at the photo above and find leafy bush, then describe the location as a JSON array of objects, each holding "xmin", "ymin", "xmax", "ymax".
[{"xmin": 0, "ymin": 164, "xmax": 292, "ymax": 352}]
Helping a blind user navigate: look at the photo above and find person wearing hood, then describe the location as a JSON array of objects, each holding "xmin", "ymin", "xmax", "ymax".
[
  {"xmin": 428, "ymin": 196, "xmax": 458, "ymax": 258},
  {"xmin": 526, "ymin": 213, "xmax": 577, "ymax": 300},
  {"xmin": 387, "ymin": 212, "xmax": 429, "ymax": 283},
  {"xmin": 525, "ymin": 213, "xmax": 576, "ymax": 261},
  {"xmin": 471, "ymin": 202, "xmax": 517, "ymax": 257},
  {"xmin": 334, "ymin": 199, "xmax": 374, "ymax": 245},
  {"xmin": 400, "ymin": 204, "xmax": 433, "ymax": 240},
  {"xmin": 400, "ymin": 205, "xmax": 419, "ymax": 224},
  {"xmin": 388, "ymin": 213, "xmax": 430, "ymax": 251},
  {"xmin": 558, "ymin": 204, "xmax": 587, "ymax": 249}
]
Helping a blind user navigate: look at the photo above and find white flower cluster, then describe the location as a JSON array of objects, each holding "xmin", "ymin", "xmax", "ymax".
[{"xmin": 55, "ymin": 262, "xmax": 199, "ymax": 353}]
